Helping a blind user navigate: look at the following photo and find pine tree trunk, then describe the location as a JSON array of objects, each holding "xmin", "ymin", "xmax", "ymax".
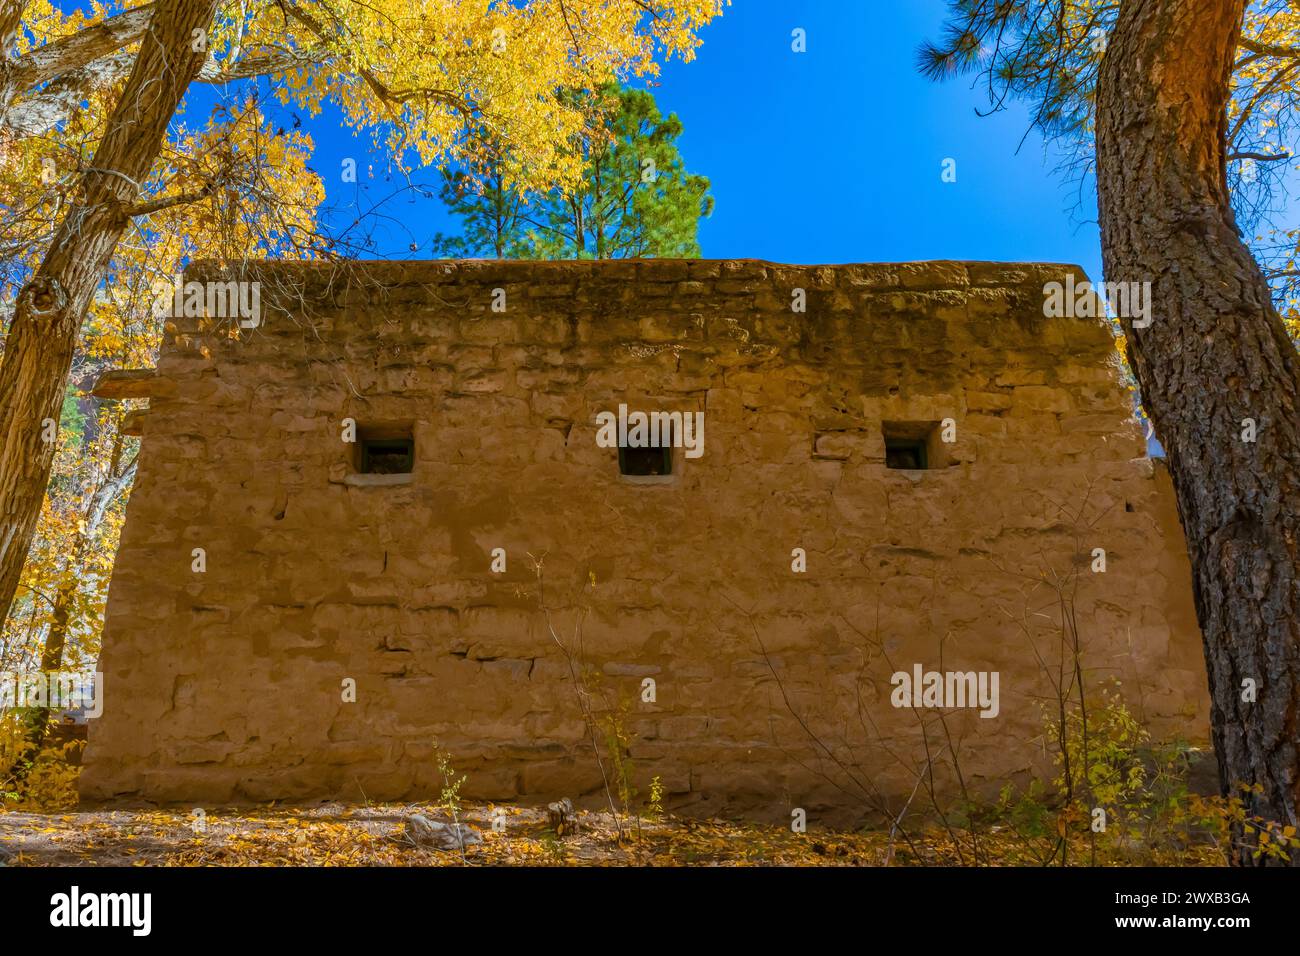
[
  {"xmin": 1097, "ymin": 0, "xmax": 1300, "ymax": 865},
  {"xmin": 0, "ymin": 0, "xmax": 215, "ymax": 626}
]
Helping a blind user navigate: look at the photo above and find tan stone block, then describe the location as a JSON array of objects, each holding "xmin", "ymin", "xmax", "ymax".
[
  {"xmin": 965, "ymin": 390, "xmax": 1012, "ymax": 412},
  {"xmin": 520, "ymin": 759, "xmax": 606, "ymax": 796},
  {"xmin": 897, "ymin": 261, "xmax": 970, "ymax": 290},
  {"xmin": 458, "ymin": 767, "xmax": 521, "ymax": 801}
]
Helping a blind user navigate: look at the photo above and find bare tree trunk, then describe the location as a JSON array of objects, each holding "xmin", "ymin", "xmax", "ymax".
[
  {"xmin": 0, "ymin": 0, "xmax": 215, "ymax": 627},
  {"xmin": 1097, "ymin": 0, "xmax": 1300, "ymax": 865}
]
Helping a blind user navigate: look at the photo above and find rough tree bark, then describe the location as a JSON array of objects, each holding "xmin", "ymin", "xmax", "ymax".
[
  {"xmin": 1097, "ymin": 0, "xmax": 1300, "ymax": 864},
  {"xmin": 0, "ymin": 3, "xmax": 154, "ymax": 137},
  {"xmin": 0, "ymin": 0, "xmax": 26, "ymax": 125},
  {"xmin": 0, "ymin": 3, "xmax": 310, "ymax": 140},
  {"xmin": 0, "ymin": 0, "xmax": 217, "ymax": 627},
  {"xmin": 1, "ymin": 3, "xmax": 154, "ymax": 99}
]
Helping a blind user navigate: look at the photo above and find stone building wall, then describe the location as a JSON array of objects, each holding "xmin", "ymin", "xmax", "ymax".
[{"xmin": 80, "ymin": 259, "xmax": 1210, "ymax": 821}]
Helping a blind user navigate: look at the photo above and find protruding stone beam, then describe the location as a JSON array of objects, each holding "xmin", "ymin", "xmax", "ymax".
[{"xmin": 90, "ymin": 369, "xmax": 172, "ymax": 400}]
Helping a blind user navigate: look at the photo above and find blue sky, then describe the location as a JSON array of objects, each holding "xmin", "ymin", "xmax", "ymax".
[
  {"xmin": 237, "ymin": 0, "xmax": 1103, "ymax": 277},
  {"xmin": 645, "ymin": 1, "xmax": 1100, "ymax": 273}
]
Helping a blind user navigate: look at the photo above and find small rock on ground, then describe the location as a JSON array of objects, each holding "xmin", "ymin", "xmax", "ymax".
[{"xmin": 403, "ymin": 814, "xmax": 482, "ymax": 851}]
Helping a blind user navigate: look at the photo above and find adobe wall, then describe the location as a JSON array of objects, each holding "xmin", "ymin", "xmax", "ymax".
[{"xmin": 80, "ymin": 259, "xmax": 1210, "ymax": 822}]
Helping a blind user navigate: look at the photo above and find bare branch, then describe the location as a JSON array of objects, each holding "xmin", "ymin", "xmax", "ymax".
[
  {"xmin": 127, "ymin": 182, "xmax": 216, "ymax": 217},
  {"xmin": 1228, "ymin": 150, "xmax": 1292, "ymax": 161},
  {"xmin": 1238, "ymin": 34, "xmax": 1300, "ymax": 60}
]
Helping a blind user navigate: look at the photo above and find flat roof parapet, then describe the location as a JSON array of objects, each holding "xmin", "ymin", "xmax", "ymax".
[{"xmin": 181, "ymin": 258, "xmax": 1091, "ymax": 294}]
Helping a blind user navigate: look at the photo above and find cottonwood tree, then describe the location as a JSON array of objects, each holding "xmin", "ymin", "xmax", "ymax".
[
  {"xmin": 924, "ymin": 0, "xmax": 1300, "ymax": 865},
  {"xmin": 0, "ymin": 0, "xmax": 725, "ymax": 630},
  {"xmin": 0, "ymin": 0, "xmax": 217, "ymax": 646},
  {"xmin": 0, "ymin": 93, "xmax": 321, "ymax": 702}
]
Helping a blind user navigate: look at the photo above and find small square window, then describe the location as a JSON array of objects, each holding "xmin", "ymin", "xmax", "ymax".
[
  {"xmin": 882, "ymin": 421, "xmax": 944, "ymax": 470},
  {"xmin": 359, "ymin": 434, "xmax": 414, "ymax": 474},
  {"xmin": 619, "ymin": 445, "xmax": 672, "ymax": 477}
]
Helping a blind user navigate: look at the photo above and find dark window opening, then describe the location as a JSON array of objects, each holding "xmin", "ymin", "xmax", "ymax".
[
  {"xmin": 885, "ymin": 438, "xmax": 928, "ymax": 470},
  {"xmin": 619, "ymin": 445, "xmax": 672, "ymax": 477},
  {"xmin": 882, "ymin": 420, "xmax": 943, "ymax": 470},
  {"xmin": 360, "ymin": 436, "xmax": 414, "ymax": 474}
]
